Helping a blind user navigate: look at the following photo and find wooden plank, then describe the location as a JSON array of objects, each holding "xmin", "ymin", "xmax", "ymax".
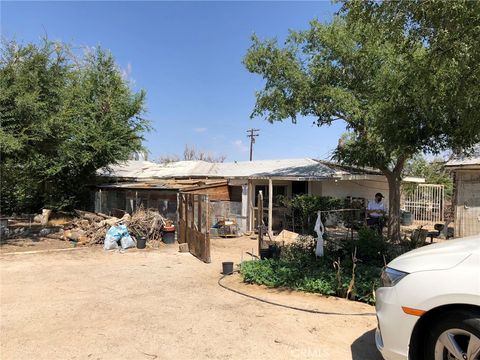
[
  {"xmin": 177, "ymin": 193, "xmax": 211, "ymax": 263},
  {"xmin": 183, "ymin": 194, "xmax": 188, "ymax": 244},
  {"xmin": 198, "ymin": 196, "xmax": 202, "ymax": 233},
  {"xmin": 187, "ymin": 227, "xmax": 211, "ymax": 263},
  {"xmin": 204, "ymin": 195, "xmax": 211, "ymax": 263}
]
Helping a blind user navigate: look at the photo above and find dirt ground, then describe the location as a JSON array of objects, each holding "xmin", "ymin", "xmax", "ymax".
[{"xmin": 0, "ymin": 236, "xmax": 382, "ymax": 360}]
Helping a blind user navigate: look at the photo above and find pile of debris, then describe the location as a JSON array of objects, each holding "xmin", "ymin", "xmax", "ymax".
[{"xmin": 49, "ymin": 207, "xmax": 170, "ymax": 247}]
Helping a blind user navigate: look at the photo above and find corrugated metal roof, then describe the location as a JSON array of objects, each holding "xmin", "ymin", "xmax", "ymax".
[
  {"xmin": 212, "ymin": 158, "xmax": 336, "ymax": 178},
  {"xmin": 98, "ymin": 160, "xmax": 217, "ymax": 179},
  {"xmin": 97, "ymin": 158, "xmax": 386, "ymax": 180}
]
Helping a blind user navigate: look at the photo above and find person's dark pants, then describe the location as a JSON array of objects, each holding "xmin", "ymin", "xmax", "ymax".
[{"xmin": 367, "ymin": 217, "xmax": 384, "ymax": 235}]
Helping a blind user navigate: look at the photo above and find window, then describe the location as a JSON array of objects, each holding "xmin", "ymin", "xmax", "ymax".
[{"xmin": 292, "ymin": 181, "xmax": 308, "ymax": 195}]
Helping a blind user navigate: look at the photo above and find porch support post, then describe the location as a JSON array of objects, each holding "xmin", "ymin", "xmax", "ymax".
[
  {"xmin": 241, "ymin": 184, "xmax": 248, "ymax": 234},
  {"xmin": 268, "ymin": 178, "xmax": 273, "ymax": 236},
  {"xmin": 247, "ymin": 179, "xmax": 253, "ymax": 232}
]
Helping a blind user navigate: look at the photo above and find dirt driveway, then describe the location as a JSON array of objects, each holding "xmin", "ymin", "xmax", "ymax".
[{"xmin": 0, "ymin": 237, "xmax": 382, "ymax": 360}]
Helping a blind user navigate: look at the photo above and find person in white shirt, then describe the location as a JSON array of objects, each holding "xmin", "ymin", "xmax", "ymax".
[{"xmin": 366, "ymin": 192, "xmax": 386, "ymax": 234}]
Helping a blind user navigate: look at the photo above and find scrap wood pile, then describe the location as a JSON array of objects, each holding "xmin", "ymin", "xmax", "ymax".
[
  {"xmin": 60, "ymin": 207, "xmax": 170, "ymax": 246},
  {"xmin": 128, "ymin": 206, "xmax": 171, "ymax": 240}
]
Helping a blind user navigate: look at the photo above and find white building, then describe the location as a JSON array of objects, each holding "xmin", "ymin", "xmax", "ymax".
[{"xmin": 97, "ymin": 158, "xmax": 424, "ymax": 234}]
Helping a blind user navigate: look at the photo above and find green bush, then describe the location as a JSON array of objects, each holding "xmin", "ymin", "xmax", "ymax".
[
  {"xmin": 279, "ymin": 195, "xmax": 348, "ymax": 235},
  {"xmin": 240, "ymin": 238, "xmax": 382, "ymax": 304},
  {"xmin": 341, "ymin": 227, "xmax": 388, "ymax": 266}
]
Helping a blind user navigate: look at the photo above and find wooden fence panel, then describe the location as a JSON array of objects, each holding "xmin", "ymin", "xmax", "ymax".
[{"xmin": 178, "ymin": 193, "xmax": 211, "ymax": 263}]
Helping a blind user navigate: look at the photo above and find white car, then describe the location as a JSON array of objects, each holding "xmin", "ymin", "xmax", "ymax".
[{"xmin": 375, "ymin": 235, "xmax": 480, "ymax": 360}]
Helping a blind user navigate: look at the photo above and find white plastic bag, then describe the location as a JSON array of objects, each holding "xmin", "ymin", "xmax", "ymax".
[
  {"xmin": 120, "ymin": 235, "xmax": 136, "ymax": 249},
  {"xmin": 314, "ymin": 211, "xmax": 325, "ymax": 257},
  {"xmin": 104, "ymin": 234, "xmax": 119, "ymax": 250}
]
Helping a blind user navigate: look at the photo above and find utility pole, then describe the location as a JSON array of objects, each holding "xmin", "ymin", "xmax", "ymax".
[{"xmin": 246, "ymin": 128, "xmax": 260, "ymax": 161}]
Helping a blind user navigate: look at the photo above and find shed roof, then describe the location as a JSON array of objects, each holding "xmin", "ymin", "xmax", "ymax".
[
  {"xmin": 96, "ymin": 179, "xmax": 227, "ymax": 191},
  {"xmin": 446, "ymin": 145, "xmax": 480, "ymax": 167},
  {"xmin": 97, "ymin": 160, "xmax": 216, "ymax": 180}
]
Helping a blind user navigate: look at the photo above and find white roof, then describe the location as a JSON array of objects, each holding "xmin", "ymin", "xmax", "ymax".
[
  {"xmin": 213, "ymin": 158, "xmax": 336, "ymax": 178},
  {"xmin": 99, "ymin": 158, "xmax": 339, "ymax": 180},
  {"xmin": 98, "ymin": 158, "xmax": 422, "ymax": 182}
]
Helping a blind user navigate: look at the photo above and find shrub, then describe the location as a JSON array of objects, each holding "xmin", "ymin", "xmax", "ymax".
[
  {"xmin": 279, "ymin": 195, "xmax": 348, "ymax": 235},
  {"xmin": 240, "ymin": 239, "xmax": 382, "ymax": 305}
]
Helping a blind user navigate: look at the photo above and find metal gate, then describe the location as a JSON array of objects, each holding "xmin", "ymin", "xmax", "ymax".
[
  {"xmin": 178, "ymin": 193, "xmax": 211, "ymax": 263},
  {"xmin": 402, "ymin": 184, "xmax": 444, "ymax": 224}
]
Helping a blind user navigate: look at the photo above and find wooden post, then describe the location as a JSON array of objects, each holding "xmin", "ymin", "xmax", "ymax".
[
  {"xmin": 205, "ymin": 195, "xmax": 211, "ymax": 263},
  {"xmin": 247, "ymin": 179, "xmax": 253, "ymax": 232},
  {"xmin": 135, "ymin": 191, "xmax": 138, "ymax": 212},
  {"xmin": 184, "ymin": 194, "xmax": 188, "ymax": 244},
  {"xmin": 198, "ymin": 194, "xmax": 202, "ymax": 232},
  {"xmin": 190, "ymin": 194, "xmax": 195, "ymax": 229},
  {"xmin": 258, "ymin": 190, "xmax": 263, "ymax": 256},
  {"xmin": 268, "ymin": 178, "xmax": 273, "ymax": 237}
]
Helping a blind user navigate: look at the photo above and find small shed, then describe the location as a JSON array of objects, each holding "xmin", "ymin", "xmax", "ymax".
[
  {"xmin": 446, "ymin": 147, "xmax": 480, "ymax": 237},
  {"xmin": 94, "ymin": 179, "xmax": 229, "ymax": 221}
]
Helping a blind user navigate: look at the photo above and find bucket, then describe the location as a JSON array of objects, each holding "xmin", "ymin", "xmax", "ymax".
[
  {"xmin": 401, "ymin": 211, "xmax": 413, "ymax": 226},
  {"xmin": 162, "ymin": 230, "xmax": 175, "ymax": 244},
  {"xmin": 222, "ymin": 261, "xmax": 234, "ymax": 275},
  {"xmin": 137, "ymin": 236, "xmax": 146, "ymax": 249}
]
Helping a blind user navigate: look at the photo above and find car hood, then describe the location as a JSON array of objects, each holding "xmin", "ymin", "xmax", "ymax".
[{"xmin": 388, "ymin": 236, "xmax": 480, "ymax": 273}]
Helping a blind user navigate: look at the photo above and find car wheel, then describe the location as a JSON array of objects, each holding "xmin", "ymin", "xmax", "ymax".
[{"xmin": 425, "ymin": 310, "xmax": 480, "ymax": 360}]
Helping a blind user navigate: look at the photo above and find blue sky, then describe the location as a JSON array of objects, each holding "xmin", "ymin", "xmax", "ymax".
[{"xmin": 2, "ymin": 1, "xmax": 345, "ymax": 162}]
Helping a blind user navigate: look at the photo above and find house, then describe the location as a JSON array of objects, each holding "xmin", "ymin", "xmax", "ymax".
[
  {"xmin": 96, "ymin": 158, "xmax": 424, "ymax": 235},
  {"xmin": 446, "ymin": 147, "xmax": 480, "ymax": 237}
]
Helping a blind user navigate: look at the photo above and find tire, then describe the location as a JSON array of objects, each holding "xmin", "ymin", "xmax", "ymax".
[{"xmin": 424, "ymin": 309, "xmax": 480, "ymax": 360}]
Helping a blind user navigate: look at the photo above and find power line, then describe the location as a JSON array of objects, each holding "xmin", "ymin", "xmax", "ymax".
[{"xmin": 246, "ymin": 129, "xmax": 260, "ymax": 161}]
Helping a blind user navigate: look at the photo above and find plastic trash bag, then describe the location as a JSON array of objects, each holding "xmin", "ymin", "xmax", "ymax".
[
  {"xmin": 120, "ymin": 235, "xmax": 136, "ymax": 249},
  {"xmin": 104, "ymin": 224, "xmax": 131, "ymax": 250},
  {"xmin": 314, "ymin": 211, "xmax": 325, "ymax": 257},
  {"xmin": 104, "ymin": 234, "xmax": 119, "ymax": 250}
]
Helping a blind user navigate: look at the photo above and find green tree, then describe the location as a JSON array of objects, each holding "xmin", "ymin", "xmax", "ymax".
[
  {"xmin": 403, "ymin": 155, "xmax": 453, "ymax": 201},
  {"xmin": 243, "ymin": 0, "xmax": 480, "ymax": 240},
  {"xmin": 0, "ymin": 39, "xmax": 149, "ymax": 213}
]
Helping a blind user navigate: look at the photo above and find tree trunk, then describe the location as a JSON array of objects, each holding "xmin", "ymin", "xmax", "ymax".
[{"xmin": 385, "ymin": 172, "xmax": 402, "ymax": 241}]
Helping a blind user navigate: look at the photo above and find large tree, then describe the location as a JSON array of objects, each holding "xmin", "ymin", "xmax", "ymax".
[
  {"xmin": 244, "ymin": 0, "xmax": 480, "ymax": 240},
  {"xmin": 0, "ymin": 39, "xmax": 149, "ymax": 213}
]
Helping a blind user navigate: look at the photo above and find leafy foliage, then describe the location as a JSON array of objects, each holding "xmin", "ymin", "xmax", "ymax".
[
  {"xmin": 402, "ymin": 155, "xmax": 453, "ymax": 201},
  {"xmin": 279, "ymin": 195, "xmax": 347, "ymax": 235},
  {"xmin": 243, "ymin": 0, "xmax": 480, "ymax": 240},
  {"xmin": 342, "ymin": 227, "xmax": 387, "ymax": 267},
  {"xmin": 241, "ymin": 236, "xmax": 382, "ymax": 304},
  {"xmin": 0, "ymin": 39, "xmax": 149, "ymax": 213}
]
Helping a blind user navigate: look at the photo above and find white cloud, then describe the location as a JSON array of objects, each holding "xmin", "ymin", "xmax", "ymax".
[
  {"xmin": 121, "ymin": 62, "xmax": 135, "ymax": 85},
  {"xmin": 194, "ymin": 127, "xmax": 207, "ymax": 133},
  {"xmin": 233, "ymin": 140, "xmax": 249, "ymax": 153}
]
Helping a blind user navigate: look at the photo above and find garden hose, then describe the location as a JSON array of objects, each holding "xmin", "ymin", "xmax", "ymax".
[{"xmin": 218, "ymin": 271, "xmax": 375, "ymax": 317}]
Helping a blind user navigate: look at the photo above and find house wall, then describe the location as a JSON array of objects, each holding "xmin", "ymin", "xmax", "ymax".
[
  {"xmin": 244, "ymin": 178, "xmax": 389, "ymax": 232},
  {"xmin": 318, "ymin": 179, "xmax": 389, "ymax": 207},
  {"xmin": 453, "ymin": 169, "xmax": 480, "ymax": 237}
]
